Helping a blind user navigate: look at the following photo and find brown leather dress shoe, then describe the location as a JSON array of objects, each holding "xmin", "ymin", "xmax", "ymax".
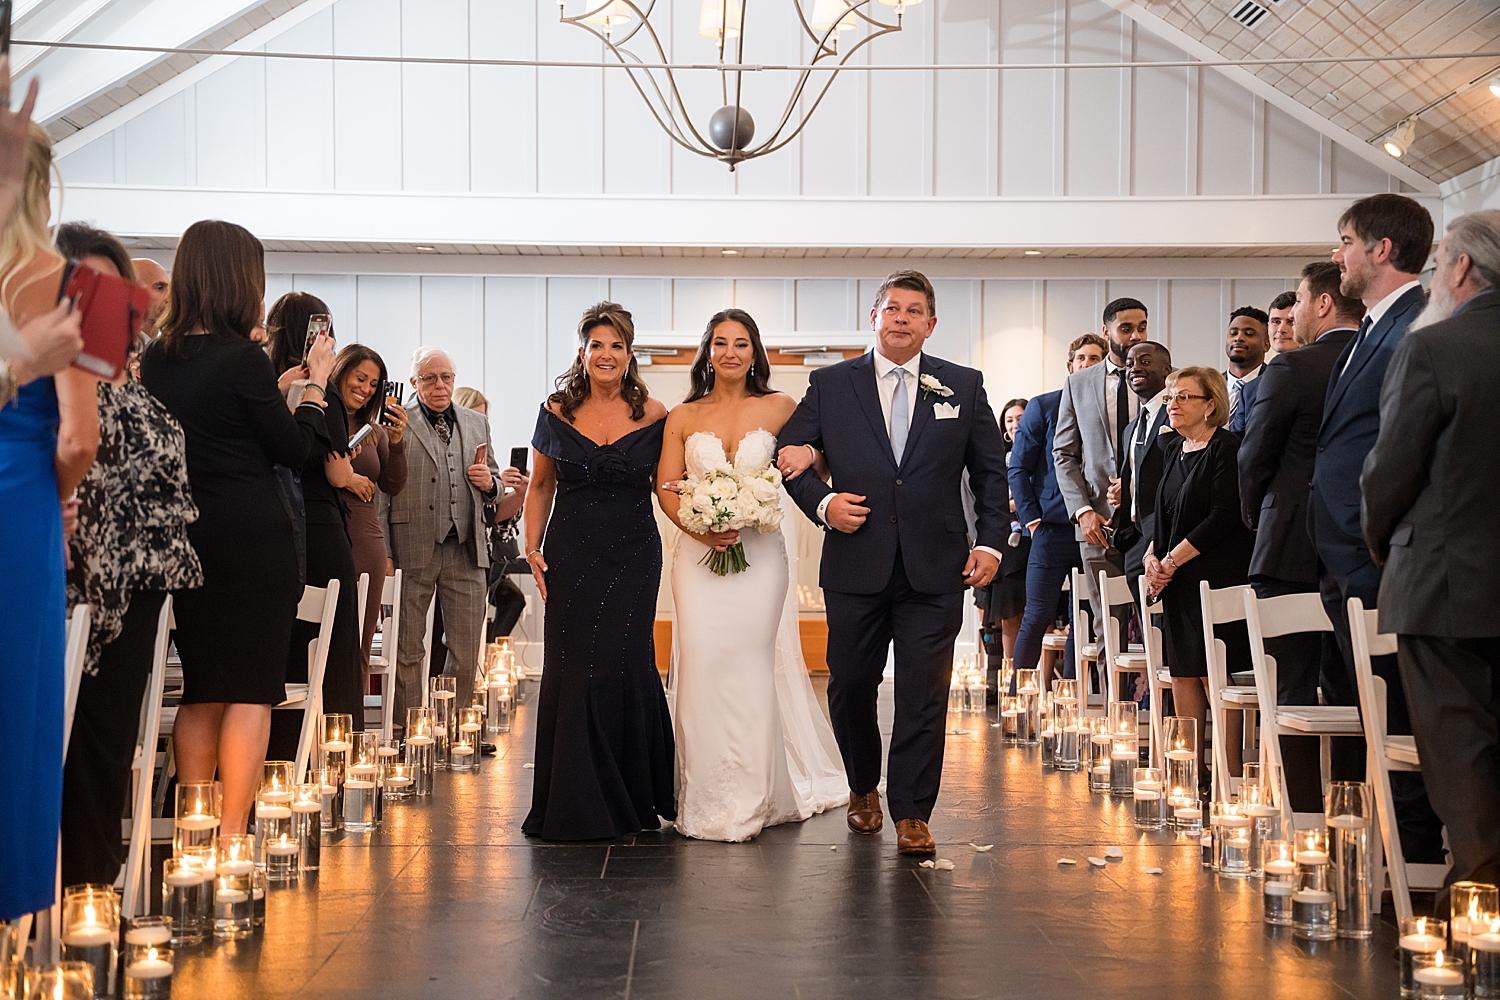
[
  {"xmin": 895, "ymin": 818, "xmax": 936, "ymax": 854},
  {"xmin": 846, "ymin": 791, "xmax": 883, "ymax": 834}
]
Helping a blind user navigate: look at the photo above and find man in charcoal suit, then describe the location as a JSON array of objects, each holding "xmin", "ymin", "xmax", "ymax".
[
  {"xmin": 1363, "ymin": 210, "xmax": 1500, "ymax": 890},
  {"xmin": 1238, "ymin": 260, "xmax": 1362, "ymax": 813},
  {"xmin": 1108, "ymin": 340, "xmax": 1173, "ymax": 604}
]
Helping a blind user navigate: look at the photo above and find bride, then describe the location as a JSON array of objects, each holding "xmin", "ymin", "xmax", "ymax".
[{"xmin": 656, "ymin": 308, "xmax": 848, "ymax": 842}]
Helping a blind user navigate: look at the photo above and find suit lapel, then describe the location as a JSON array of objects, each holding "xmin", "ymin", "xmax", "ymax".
[
  {"xmin": 849, "ymin": 354, "xmax": 897, "ymax": 470},
  {"xmin": 897, "ymin": 355, "xmax": 940, "ymax": 472},
  {"xmin": 1091, "ymin": 362, "xmax": 1114, "ymax": 455},
  {"xmin": 1326, "ymin": 285, "xmax": 1423, "ymax": 417},
  {"xmin": 409, "ymin": 407, "xmax": 442, "ymax": 465}
]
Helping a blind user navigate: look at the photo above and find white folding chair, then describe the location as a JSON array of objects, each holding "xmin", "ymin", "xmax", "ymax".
[
  {"xmin": 1137, "ymin": 577, "xmax": 1169, "ymax": 768},
  {"xmin": 1348, "ymin": 598, "xmax": 1449, "ymax": 921},
  {"xmin": 286, "ymin": 581, "xmax": 341, "ymax": 781},
  {"xmin": 1040, "ymin": 633, "xmax": 1068, "ymax": 690},
  {"xmin": 1198, "ymin": 582, "xmax": 1257, "ymax": 804},
  {"xmin": 1098, "ymin": 571, "xmax": 1146, "ymax": 708},
  {"xmin": 1069, "ymin": 568, "xmax": 1103, "ymax": 714},
  {"xmin": 367, "ymin": 570, "xmax": 403, "ymax": 742},
  {"xmin": 37, "ymin": 605, "xmax": 92, "ymax": 963},
  {"xmin": 421, "ymin": 593, "xmax": 437, "ymax": 709},
  {"xmin": 121, "ymin": 597, "xmax": 172, "ymax": 918},
  {"xmin": 1241, "ymin": 588, "xmax": 1361, "ymax": 828}
]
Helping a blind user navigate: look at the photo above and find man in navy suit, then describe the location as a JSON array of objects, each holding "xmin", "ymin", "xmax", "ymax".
[
  {"xmin": 1009, "ymin": 334, "xmax": 1107, "ymax": 676},
  {"xmin": 1314, "ymin": 192, "xmax": 1444, "ymax": 862},
  {"xmin": 1224, "ymin": 306, "xmax": 1269, "ymax": 436},
  {"xmin": 777, "ymin": 270, "xmax": 1009, "ymax": 854}
]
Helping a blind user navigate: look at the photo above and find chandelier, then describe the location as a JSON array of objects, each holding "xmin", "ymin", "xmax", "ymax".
[{"xmin": 558, "ymin": 0, "xmax": 925, "ymax": 170}]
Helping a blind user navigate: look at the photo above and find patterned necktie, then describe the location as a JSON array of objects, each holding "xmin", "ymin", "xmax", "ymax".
[
  {"xmin": 890, "ymin": 368, "xmax": 909, "ymax": 464},
  {"xmin": 1228, "ymin": 376, "xmax": 1242, "ymax": 421},
  {"xmin": 433, "ymin": 412, "xmax": 451, "ymax": 446}
]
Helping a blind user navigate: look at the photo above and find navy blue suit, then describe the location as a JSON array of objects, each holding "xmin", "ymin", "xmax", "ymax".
[
  {"xmin": 780, "ymin": 352, "xmax": 1008, "ymax": 821},
  {"xmin": 1310, "ymin": 282, "xmax": 1443, "ymax": 859},
  {"xmin": 1007, "ymin": 391, "xmax": 1080, "ymax": 675},
  {"xmin": 1227, "ymin": 371, "xmax": 1262, "ymax": 436}
]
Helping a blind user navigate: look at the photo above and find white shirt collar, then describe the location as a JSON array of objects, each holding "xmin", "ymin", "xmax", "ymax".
[
  {"xmin": 1141, "ymin": 386, "xmax": 1168, "ymax": 413},
  {"xmin": 873, "ymin": 349, "xmax": 922, "ymax": 381},
  {"xmin": 1226, "ymin": 363, "xmax": 1264, "ymax": 387},
  {"xmin": 1363, "ymin": 279, "xmax": 1422, "ymax": 330}
]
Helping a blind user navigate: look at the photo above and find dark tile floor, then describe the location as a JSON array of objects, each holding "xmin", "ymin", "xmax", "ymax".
[{"xmin": 171, "ymin": 681, "xmax": 1404, "ymax": 1000}]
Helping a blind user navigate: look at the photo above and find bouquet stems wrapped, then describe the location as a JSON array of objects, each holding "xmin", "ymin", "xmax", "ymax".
[{"xmin": 677, "ymin": 463, "xmax": 784, "ymax": 576}]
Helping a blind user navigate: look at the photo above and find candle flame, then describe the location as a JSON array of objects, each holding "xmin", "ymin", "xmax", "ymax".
[
  {"xmin": 1417, "ymin": 917, "xmax": 1426, "ymax": 935},
  {"xmin": 83, "ymin": 902, "xmax": 96, "ymax": 925},
  {"xmin": 1471, "ymin": 897, "xmax": 1482, "ymax": 920},
  {"xmin": 1436, "ymin": 950, "xmax": 1446, "ymax": 968},
  {"xmin": 147, "ymin": 946, "xmax": 159, "ymax": 962}
]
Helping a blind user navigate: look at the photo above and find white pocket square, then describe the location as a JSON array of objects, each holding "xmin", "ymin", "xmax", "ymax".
[{"xmin": 933, "ymin": 402, "xmax": 961, "ymax": 420}]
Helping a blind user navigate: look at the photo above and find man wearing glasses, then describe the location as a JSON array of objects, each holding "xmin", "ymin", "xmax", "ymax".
[{"xmin": 387, "ymin": 347, "xmax": 525, "ymax": 731}]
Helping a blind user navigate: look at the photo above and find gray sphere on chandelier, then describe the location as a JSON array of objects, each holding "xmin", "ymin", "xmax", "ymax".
[{"xmin": 708, "ymin": 105, "xmax": 755, "ymax": 152}]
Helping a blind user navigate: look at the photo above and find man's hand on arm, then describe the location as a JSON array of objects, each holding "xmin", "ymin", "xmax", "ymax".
[
  {"xmin": 823, "ymin": 493, "xmax": 869, "ymax": 534},
  {"xmin": 1077, "ymin": 508, "xmax": 1109, "ymax": 548}
]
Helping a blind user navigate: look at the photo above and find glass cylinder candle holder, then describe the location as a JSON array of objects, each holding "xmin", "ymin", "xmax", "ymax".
[
  {"xmin": 1211, "ymin": 801, "xmax": 1252, "ymax": 876},
  {"xmin": 1108, "ymin": 702, "xmax": 1138, "ymax": 796},
  {"xmin": 1263, "ymin": 840, "xmax": 1297, "ymax": 927},
  {"xmin": 291, "ymin": 780, "xmax": 322, "ymax": 872},
  {"xmin": 59, "ymin": 884, "xmax": 118, "ymax": 999},
  {"xmin": 160, "ymin": 859, "xmax": 209, "ymax": 945},
  {"xmin": 343, "ymin": 732, "xmax": 379, "ymax": 832},
  {"xmin": 406, "ymin": 707, "xmax": 437, "ymax": 797},
  {"xmin": 383, "ymin": 760, "xmax": 414, "ymax": 801},
  {"xmin": 487, "ymin": 668, "xmax": 514, "ymax": 735},
  {"xmin": 429, "ymin": 676, "xmax": 457, "ymax": 768},
  {"xmin": 259, "ymin": 761, "xmax": 294, "ymax": 804},
  {"xmin": 25, "ymin": 963, "xmax": 94, "ymax": 1000},
  {"xmin": 1412, "ymin": 952, "xmax": 1466, "ymax": 999},
  {"xmin": 1292, "ymin": 886, "xmax": 1337, "ymax": 941},
  {"xmin": 1325, "ymin": 780, "xmax": 1373, "ymax": 939},
  {"xmin": 947, "ymin": 670, "xmax": 964, "ymax": 714},
  {"xmin": 1240, "ymin": 761, "xmax": 1281, "ymax": 874},
  {"xmin": 1471, "ymin": 917, "xmax": 1500, "ymax": 1000},
  {"xmin": 251, "ymin": 867, "xmax": 267, "ymax": 928},
  {"xmin": 1452, "ymin": 881, "xmax": 1500, "ymax": 969},
  {"xmin": 963, "ymin": 666, "xmax": 987, "ymax": 717},
  {"xmin": 254, "ymin": 788, "xmax": 296, "ymax": 880},
  {"xmin": 1295, "ymin": 827, "xmax": 1332, "ymax": 892},
  {"xmin": 1039, "ymin": 693, "xmax": 1058, "ymax": 768},
  {"xmin": 451, "ymin": 707, "xmax": 483, "ymax": 773},
  {"xmin": 1163, "ymin": 717, "xmax": 1200, "ymax": 826},
  {"xmin": 999, "ymin": 695, "xmax": 1021, "ymax": 744},
  {"xmin": 1201, "ymin": 831, "xmax": 1213, "ymax": 868},
  {"xmin": 1133, "ymin": 767, "xmax": 1165, "ymax": 830},
  {"xmin": 213, "ymin": 835, "xmax": 255, "ymax": 940},
  {"xmin": 1054, "ymin": 701, "xmax": 1080, "ymax": 772},
  {"xmin": 172, "ymin": 781, "xmax": 220, "ymax": 865},
  {"xmin": 1400, "ymin": 917, "xmax": 1449, "ymax": 999},
  {"xmin": 122, "ymin": 917, "xmax": 173, "ymax": 1000},
  {"xmin": 1089, "ymin": 718, "xmax": 1113, "ymax": 792},
  {"xmin": 1015, "ymin": 668, "xmax": 1041, "ymax": 744},
  {"xmin": 318, "ymin": 713, "xmax": 352, "ymax": 825}
]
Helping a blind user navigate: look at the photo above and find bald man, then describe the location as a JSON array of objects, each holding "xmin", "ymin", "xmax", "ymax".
[{"xmin": 132, "ymin": 259, "xmax": 170, "ymax": 330}]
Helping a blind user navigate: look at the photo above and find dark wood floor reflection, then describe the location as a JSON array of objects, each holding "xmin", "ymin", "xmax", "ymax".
[{"xmin": 171, "ymin": 680, "xmax": 1402, "ymax": 999}]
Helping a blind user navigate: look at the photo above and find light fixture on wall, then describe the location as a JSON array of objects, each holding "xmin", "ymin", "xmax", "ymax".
[
  {"xmin": 1381, "ymin": 118, "xmax": 1417, "ymax": 159},
  {"xmin": 1490, "ymin": 75, "xmax": 1500, "ymax": 99},
  {"xmin": 557, "ymin": 0, "xmax": 923, "ymax": 170}
]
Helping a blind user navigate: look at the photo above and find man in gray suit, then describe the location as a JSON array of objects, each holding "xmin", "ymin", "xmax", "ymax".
[
  {"xmin": 1052, "ymin": 297, "xmax": 1148, "ymax": 623},
  {"xmin": 387, "ymin": 347, "xmax": 526, "ymax": 729},
  {"xmin": 1362, "ymin": 210, "xmax": 1500, "ymax": 890}
]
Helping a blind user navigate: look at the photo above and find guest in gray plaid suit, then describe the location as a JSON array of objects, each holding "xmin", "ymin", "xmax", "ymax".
[{"xmin": 387, "ymin": 347, "xmax": 527, "ymax": 727}]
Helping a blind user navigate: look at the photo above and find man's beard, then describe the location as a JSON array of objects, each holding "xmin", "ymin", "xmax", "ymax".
[
  {"xmin": 1410, "ymin": 282, "xmax": 1451, "ymax": 331},
  {"xmin": 1340, "ymin": 265, "xmax": 1368, "ymax": 302}
]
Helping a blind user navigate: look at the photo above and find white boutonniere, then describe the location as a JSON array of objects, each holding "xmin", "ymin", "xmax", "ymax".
[{"xmin": 918, "ymin": 374, "xmax": 952, "ymax": 399}]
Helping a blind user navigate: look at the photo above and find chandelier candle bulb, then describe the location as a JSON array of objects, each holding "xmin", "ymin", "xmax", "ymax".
[
  {"xmin": 1263, "ymin": 841, "xmax": 1298, "ymax": 926},
  {"xmin": 1400, "ymin": 918, "xmax": 1449, "ymax": 999},
  {"xmin": 160, "ymin": 859, "xmax": 209, "ymax": 944},
  {"xmin": 60, "ymin": 885, "xmax": 119, "ymax": 999},
  {"xmin": 292, "ymin": 780, "xmax": 323, "ymax": 871},
  {"xmin": 1133, "ymin": 767, "xmax": 1165, "ymax": 830}
]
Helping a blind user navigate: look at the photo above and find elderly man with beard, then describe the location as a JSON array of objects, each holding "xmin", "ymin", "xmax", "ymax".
[{"xmin": 1362, "ymin": 210, "xmax": 1500, "ymax": 892}]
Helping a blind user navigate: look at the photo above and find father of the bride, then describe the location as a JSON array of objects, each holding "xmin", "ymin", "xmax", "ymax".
[{"xmin": 777, "ymin": 270, "xmax": 1010, "ymax": 854}]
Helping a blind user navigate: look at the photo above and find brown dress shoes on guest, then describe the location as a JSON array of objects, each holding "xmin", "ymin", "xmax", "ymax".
[
  {"xmin": 846, "ymin": 791, "xmax": 883, "ymax": 834},
  {"xmin": 895, "ymin": 818, "xmax": 936, "ymax": 854}
]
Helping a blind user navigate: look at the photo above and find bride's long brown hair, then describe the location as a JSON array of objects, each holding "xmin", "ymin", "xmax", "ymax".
[
  {"xmin": 684, "ymin": 308, "xmax": 774, "ymax": 403},
  {"xmin": 549, "ymin": 301, "xmax": 650, "ymax": 423}
]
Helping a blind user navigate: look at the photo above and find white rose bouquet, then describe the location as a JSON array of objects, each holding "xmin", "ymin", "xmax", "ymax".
[{"xmin": 677, "ymin": 463, "xmax": 785, "ymax": 575}]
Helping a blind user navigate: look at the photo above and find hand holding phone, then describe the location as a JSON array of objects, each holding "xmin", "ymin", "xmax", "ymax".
[
  {"xmin": 466, "ymin": 443, "xmax": 493, "ymax": 494},
  {"xmin": 509, "ymin": 446, "xmax": 529, "ymax": 476},
  {"xmin": 474, "ymin": 443, "xmax": 487, "ymax": 467}
]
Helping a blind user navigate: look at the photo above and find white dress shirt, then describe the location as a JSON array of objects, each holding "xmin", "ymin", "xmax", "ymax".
[
  {"xmin": 1342, "ymin": 279, "xmax": 1421, "ymax": 376},
  {"xmin": 1072, "ymin": 359, "xmax": 1138, "ymax": 524},
  {"xmin": 1225, "ymin": 363, "xmax": 1263, "ymax": 421},
  {"xmin": 1130, "ymin": 388, "xmax": 1168, "ymax": 519}
]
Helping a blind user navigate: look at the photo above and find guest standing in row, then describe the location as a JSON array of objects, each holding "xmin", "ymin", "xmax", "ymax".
[
  {"xmin": 56, "ymin": 224, "xmax": 204, "ymax": 888},
  {"xmin": 1109, "ymin": 340, "xmax": 1174, "ymax": 602},
  {"xmin": 1143, "ymin": 368, "xmax": 1254, "ymax": 781},
  {"xmin": 523, "ymin": 302, "xmax": 675, "ymax": 840},
  {"xmin": 328, "ymin": 344, "xmax": 409, "ymax": 687},
  {"xmin": 980, "ymin": 397, "xmax": 1028, "ymax": 690},
  {"xmin": 1223, "ymin": 307, "xmax": 1268, "ymax": 436},
  {"xmin": 140, "ymin": 220, "xmax": 334, "ymax": 837},
  {"xmin": 1267, "ymin": 290, "xmax": 1298, "ymax": 355}
]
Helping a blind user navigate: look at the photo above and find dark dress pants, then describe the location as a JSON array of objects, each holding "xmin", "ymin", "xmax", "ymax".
[
  {"xmin": 1398, "ymin": 635, "xmax": 1500, "ymax": 888},
  {"xmin": 1252, "ymin": 577, "xmax": 1358, "ymax": 813},
  {"xmin": 823, "ymin": 550, "xmax": 964, "ymax": 823},
  {"xmin": 1321, "ymin": 560, "xmax": 1445, "ymax": 862},
  {"xmin": 60, "ymin": 591, "xmax": 167, "ymax": 888},
  {"xmin": 1014, "ymin": 523, "xmax": 1078, "ymax": 678}
]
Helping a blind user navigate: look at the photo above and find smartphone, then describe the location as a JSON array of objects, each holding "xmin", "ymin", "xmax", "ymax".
[
  {"xmin": 509, "ymin": 446, "xmax": 529, "ymax": 475},
  {"xmin": 1, "ymin": 1, "xmax": 12, "ymax": 59},
  {"xmin": 380, "ymin": 380, "xmax": 404, "ymax": 426},
  {"xmin": 473, "ymin": 443, "xmax": 487, "ymax": 467},
  {"xmin": 348, "ymin": 422, "xmax": 374, "ymax": 450},
  {"xmin": 304, "ymin": 313, "xmax": 331, "ymax": 358}
]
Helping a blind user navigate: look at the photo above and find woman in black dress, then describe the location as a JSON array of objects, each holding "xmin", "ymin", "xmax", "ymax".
[
  {"xmin": 264, "ymin": 293, "xmax": 365, "ymax": 732},
  {"xmin": 986, "ymin": 398, "xmax": 1029, "ymax": 692},
  {"xmin": 139, "ymin": 221, "xmax": 334, "ymax": 836},
  {"xmin": 522, "ymin": 301, "xmax": 674, "ymax": 840},
  {"xmin": 1143, "ymin": 367, "xmax": 1254, "ymax": 783}
]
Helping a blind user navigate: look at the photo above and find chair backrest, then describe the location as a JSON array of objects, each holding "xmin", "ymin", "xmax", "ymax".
[
  {"xmin": 356, "ymin": 572, "xmax": 370, "ymax": 636},
  {"xmin": 1098, "ymin": 570, "xmax": 1136, "ymax": 703},
  {"xmin": 122, "ymin": 596, "xmax": 173, "ymax": 919},
  {"xmin": 1138, "ymin": 575, "xmax": 1166, "ymax": 766},
  {"xmin": 422, "ymin": 594, "xmax": 438, "ymax": 708},
  {"xmin": 375, "ymin": 570, "xmax": 404, "ymax": 664},
  {"xmin": 1198, "ymin": 582, "xmax": 1252, "ymax": 803},
  {"xmin": 1348, "ymin": 597, "xmax": 1395, "ymax": 742},
  {"xmin": 61, "ymin": 605, "xmax": 91, "ymax": 758},
  {"xmin": 293, "ymin": 580, "xmax": 342, "ymax": 780},
  {"xmin": 1069, "ymin": 567, "xmax": 1093, "ymax": 682}
]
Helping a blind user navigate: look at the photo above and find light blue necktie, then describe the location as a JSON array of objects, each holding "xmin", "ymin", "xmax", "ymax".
[{"xmin": 890, "ymin": 368, "xmax": 909, "ymax": 464}]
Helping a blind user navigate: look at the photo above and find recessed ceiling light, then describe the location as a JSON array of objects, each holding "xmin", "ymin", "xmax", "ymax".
[
  {"xmin": 1023, "ymin": 249, "xmax": 1042, "ymax": 256},
  {"xmin": 415, "ymin": 245, "xmax": 436, "ymax": 251},
  {"xmin": 721, "ymin": 249, "xmax": 738, "ymax": 255}
]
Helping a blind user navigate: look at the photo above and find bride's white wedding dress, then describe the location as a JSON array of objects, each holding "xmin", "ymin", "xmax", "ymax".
[{"xmin": 670, "ymin": 429, "xmax": 848, "ymax": 842}]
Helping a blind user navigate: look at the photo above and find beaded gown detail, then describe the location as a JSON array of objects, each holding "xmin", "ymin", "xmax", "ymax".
[
  {"xmin": 524, "ymin": 408, "xmax": 676, "ymax": 840},
  {"xmin": 670, "ymin": 430, "xmax": 847, "ymax": 842}
]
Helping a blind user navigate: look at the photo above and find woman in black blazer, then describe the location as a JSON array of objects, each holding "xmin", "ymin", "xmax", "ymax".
[{"xmin": 1144, "ymin": 367, "xmax": 1254, "ymax": 781}]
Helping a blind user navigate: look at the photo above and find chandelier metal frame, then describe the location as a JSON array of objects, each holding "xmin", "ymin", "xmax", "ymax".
[{"xmin": 557, "ymin": 0, "xmax": 909, "ymax": 169}]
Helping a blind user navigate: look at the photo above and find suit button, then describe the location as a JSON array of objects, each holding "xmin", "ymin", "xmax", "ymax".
[
  {"xmin": 890, "ymin": 515, "xmax": 897, "ymax": 523},
  {"xmin": 896, "ymin": 479, "xmax": 903, "ymax": 486},
  {"xmin": 428, "ymin": 505, "xmax": 434, "ymax": 510},
  {"xmin": 431, "ymin": 477, "xmax": 437, "ymax": 483}
]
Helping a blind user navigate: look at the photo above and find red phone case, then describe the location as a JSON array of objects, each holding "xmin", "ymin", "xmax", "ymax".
[{"xmin": 60, "ymin": 261, "xmax": 151, "ymax": 380}]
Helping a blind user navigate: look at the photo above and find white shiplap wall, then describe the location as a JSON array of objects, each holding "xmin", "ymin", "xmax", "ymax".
[
  {"xmin": 56, "ymin": 0, "xmax": 1401, "ymax": 199},
  {"xmin": 270, "ymin": 270, "xmax": 1296, "ymax": 455}
]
